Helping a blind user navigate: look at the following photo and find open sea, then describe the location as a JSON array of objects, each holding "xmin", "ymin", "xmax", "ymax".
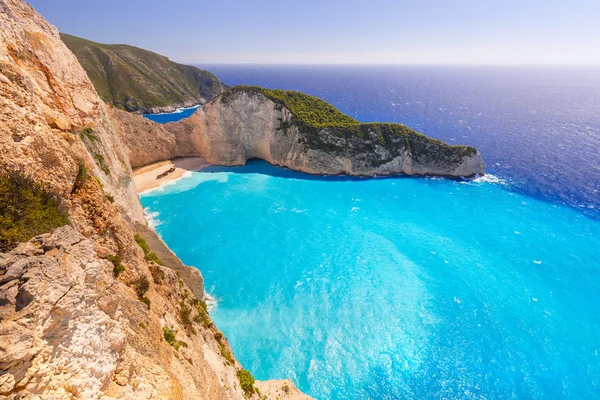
[{"xmin": 141, "ymin": 66, "xmax": 600, "ymax": 399}]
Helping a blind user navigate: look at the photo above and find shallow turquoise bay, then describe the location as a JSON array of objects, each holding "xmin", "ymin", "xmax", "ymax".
[{"xmin": 141, "ymin": 161, "xmax": 600, "ymax": 399}]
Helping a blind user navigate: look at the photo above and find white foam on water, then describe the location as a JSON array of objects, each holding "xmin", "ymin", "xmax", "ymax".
[
  {"xmin": 205, "ymin": 292, "xmax": 218, "ymax": 312},
  {"xmin": 141, "ymin": 171, "xmax": 229, "ymax": 197},
  {"xmin": 144, "ymin": 207, "xmax": 162, "ymax": 228},
  {"xmin": 472, "ymin": 174, "xmax": 504, "ymax": 185},
  {"xmin": 534, "ymin": 260, "xmax": 543, "ymax": 264}
]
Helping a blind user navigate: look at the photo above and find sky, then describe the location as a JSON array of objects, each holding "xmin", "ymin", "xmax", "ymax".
[{"xmin": 27, "ymin": 0, "xmax": 600, "ymax": 65}]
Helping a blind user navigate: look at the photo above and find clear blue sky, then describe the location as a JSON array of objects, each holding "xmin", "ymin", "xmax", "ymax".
[{"xmin": 27, "ymin": 0, "xmax": 600, "ymax": 65}]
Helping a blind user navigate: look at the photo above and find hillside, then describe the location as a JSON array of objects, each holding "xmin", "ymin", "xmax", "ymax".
[{"xmin": 61, "ymin": 33, "xmax": 227, "ymax": 113}]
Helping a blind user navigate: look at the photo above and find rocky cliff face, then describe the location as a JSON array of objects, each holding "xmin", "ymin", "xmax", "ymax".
[
  {"xmin": 114, "ymin": 89, "xmax": 485, "ymax": 178},
  {"xmin": 188, "ymin": 89, "xmax": 485, "ymax": 177},
  {"xmin": 0, "ymin": 1, "xmax": 308, "ymax": 398}
]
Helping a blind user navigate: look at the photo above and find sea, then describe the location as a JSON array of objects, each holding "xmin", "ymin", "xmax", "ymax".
[{"xmin": 141, "ymin": 66, "xmax": 600, "ymax": 399}]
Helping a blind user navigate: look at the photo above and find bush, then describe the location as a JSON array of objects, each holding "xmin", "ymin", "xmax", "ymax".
[
  {"xmin": 73, "ymin": 160, "xmax": 88, "ymax": 191},
  {"xmin": 193, "ymin": 301, "xmax": 212, "ymax": 328},
  {"xmin": 79, "ymin": 127, "xmax": 97, "ymax": 142},
  {"xmin": 236, "ymin": 369, "xmax": 255, "ymax": 396},
  {"xmin": 163, "ymin": 325, "xmax": 177, "ymax": 346},
  {"xmin": 134, "ymin": 233, "xmax": 165, "ymax": 265},
  {"xmin": 134, "ymin": 233, "xmax": 150, "ymax": 253},
  {"xmin": 0, "ymin": 170, "xmax": 69, "ymax": 251},
  {"xmin": 145, "ymin": 251, "xmax": 164, "ymax": 265},
  {"xmin": 179, "ymin": 301, "xmax": 194, "ymax": 333},
  {"xmin": 140, "ymin": 296, "xmax": 151, "ymax": 309},
  {"xmin": 105, "ymin": 254, "xmax": 125, "ymax": 278},
  {"xmin": 163, "ymin": 325, "xmax": 186, "ymax": 351},
  {"xmin": 130, "ymin": 275, "xmax": 150, "ymax": 298}
]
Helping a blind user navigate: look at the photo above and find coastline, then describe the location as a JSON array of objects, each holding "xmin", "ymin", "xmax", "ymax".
[{"xmin": 133, "ymin": 156, "xmax": 208, "ymax": 193}]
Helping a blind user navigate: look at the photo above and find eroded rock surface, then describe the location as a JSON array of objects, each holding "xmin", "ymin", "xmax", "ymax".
[
  {"xmin": 113, "ymin": 89, "xmax": 484, "ymax": 177},
  {"xmin": 0, "ymin": 0, "xmax": 310, "ymax": 398}
]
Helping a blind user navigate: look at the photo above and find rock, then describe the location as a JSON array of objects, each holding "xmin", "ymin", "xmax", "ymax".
[{"xmin": 112, "ymin": 89, "xmax": 484, "ymax": 178}]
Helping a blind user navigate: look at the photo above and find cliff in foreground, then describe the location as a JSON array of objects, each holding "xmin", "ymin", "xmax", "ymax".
[
  {"xmin": 116, "ymin": 86, "xmax": 485, "ymax": 177},
  {"xmin": 61, "ymin": 33, "xmax": 227, "ymax": 114},
  {"xmin": 0, "ymin": 1, "xmax": 308, "ymax": 398}
]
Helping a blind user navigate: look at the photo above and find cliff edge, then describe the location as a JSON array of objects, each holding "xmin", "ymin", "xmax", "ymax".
[
  {"xmin": 0, "ymin": 1, "xmax": 308, "ymax": 398},
  {"xmin": 115, "ymin": 86, "xmax": 485, "ymax": 177}
]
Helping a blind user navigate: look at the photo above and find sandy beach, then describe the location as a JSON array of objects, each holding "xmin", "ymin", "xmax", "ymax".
[{"xmin": 133, "ymin": 157, "xmax": 208, "ymax": 193}]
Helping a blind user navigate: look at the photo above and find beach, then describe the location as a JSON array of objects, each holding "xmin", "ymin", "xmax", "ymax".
[{"xmin": 133, "ymin": 157, "xmax": 208, "ymax": 193}]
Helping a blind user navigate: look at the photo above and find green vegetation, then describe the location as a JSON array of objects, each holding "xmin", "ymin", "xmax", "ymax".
[
  {"xmin": 105, "ymin": 254, "xmax": 125, "ymax": 278},
  {"xmin": 179, "ymin": 301, "xmax": 195, "ymax": 334},
  {"xmin": 162, "ymin": 325, "xmax": 187, "ymax": 351},
  {"xmin": 74, "ymin": 160, "xmax": 88, "ymax": 191},
  {"xmin": 61, "ymin": 33, "xmax": 226, "ymax": 112},
  {"xmin": 219, "ymin": 86, "xmax": 359, "ymax": 129},
  {"xmin": 0, "ymin": 171, "xmax": 69, "ymax": 252},
  {"xmin": 236, "ymin": 369, "xmax": 256, "ymax": 396},
  {"xmin": 134, "ymin": 233, "xmax": 165, "ymax": 265},
  {"xmin": 93, "ymin": 153, "xmax": 110, "ymax": 175},
  {"xmin": 130, "ymin": 275, "xmax": 151, "ymax": 309},
  {"xmin": 218, "ymin": 86, "xmax": 478, "ymax": 167},
  {"xmin": 192, "ymin": 299, "xmax": 212, "ymax": 328},
  {"xmin": 79, "ymin": 127, "xmax": 97, "ymax": 142}
]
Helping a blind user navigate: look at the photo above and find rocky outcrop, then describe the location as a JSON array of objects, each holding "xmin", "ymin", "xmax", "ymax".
[
  {"xmin": 113, "ymin": 88, "xmax": 485, "ymax": 178},
  {"xmin": 0, "ymin": 1, "xmax": 309, "ymax": 398},
  {"xmin": 183, "ymin": 89, "xmax": 485, "ymax": 177}
]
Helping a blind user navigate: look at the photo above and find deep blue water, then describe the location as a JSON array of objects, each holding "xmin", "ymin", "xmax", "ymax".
[
  {"xmin": 199, "ymin": 65, "xmax": 600, "ymax": 219},
  {"xmin": 143, "ymin": 104, "xmax": 200, "ymax": 123},
  {"xmin": 141, "ymin": 162, "xmax": 600, "ymax": 399},
  {"xmin": 140, "ymin": 66, "xmax": 600, "ymax": 399}
]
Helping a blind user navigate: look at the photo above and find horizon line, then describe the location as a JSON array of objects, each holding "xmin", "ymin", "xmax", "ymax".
[{"xmin": 186, "ymin": 62, "xmax": 600, "ymax": 67}]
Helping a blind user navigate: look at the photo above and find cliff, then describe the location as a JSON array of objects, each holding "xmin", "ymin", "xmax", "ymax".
[
  {"xmin": 0, "ymin": 1, "xmax": 308, "ymax": 399},
  {"xmin": 114, "ymin": 86, "xmax": 485, "ymax": 177},
  {"xmin": 61, "ymin": 33, "xmax": 227, "ymax": 114}
]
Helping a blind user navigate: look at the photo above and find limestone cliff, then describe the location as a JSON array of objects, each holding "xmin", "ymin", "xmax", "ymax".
[
  {"xmin": 0, "ymin": 1, "xmax": 309, "ymax": 399},
  {"xmin": 114, "ymin": 87, "xmax": 485, "ymax": 177}
]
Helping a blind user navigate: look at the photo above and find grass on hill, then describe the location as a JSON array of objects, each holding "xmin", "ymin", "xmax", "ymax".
[
  {"xmin": 61, "ymin": 33, "xmax": 226, "ymax": 112},
  {"xmin": 219, "ymin": 85, "xmax": 359, "ymax": 129},
  {"xmin": 218, "ymin": 86, "xmax": 477, "ymax": 161},
  {"xmin": 0, "ymin": 171, "xmax": 69, "ymax": 251}
]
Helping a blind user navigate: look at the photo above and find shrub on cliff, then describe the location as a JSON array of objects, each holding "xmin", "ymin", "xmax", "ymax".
[
  {"xmin": 0, "ymin": 171, "xmax": 69, "ymax": 251},
  {"xmin": 237, "ymin": 369, "xmax": 256, "ymax": 396},
  {"xmin": 134, "ymin": 233, "xmax": 165, "ymax": 265}
]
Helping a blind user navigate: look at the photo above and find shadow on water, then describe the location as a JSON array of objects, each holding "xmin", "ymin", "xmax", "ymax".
[{"xmin": 200, "ymin": 159, "xmax": 473, "ymax": 184}]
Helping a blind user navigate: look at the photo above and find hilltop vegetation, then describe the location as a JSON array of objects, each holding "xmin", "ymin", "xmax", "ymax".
[
  {"xmin": 61, "ymin": 33, "xmax": 226, "ymax": 112},
  {"xmin": 218, "ymin": 86, "xmax": 477, "ymax": 163},
  {"xmin": 219, "ymin": 85, "xmax": 359, "ymax": 128}
]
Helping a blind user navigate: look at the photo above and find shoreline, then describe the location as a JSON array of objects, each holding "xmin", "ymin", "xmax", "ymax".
[{"xmin": 133, "ymin": 156, "xmax": 208, "ymax": 193}]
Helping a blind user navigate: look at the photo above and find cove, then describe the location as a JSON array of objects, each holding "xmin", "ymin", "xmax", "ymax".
[
  {"xmin": 140, "ymin": 161, "xmax": 600, "ymax": 399},
  {"xmin": 143, "ymin": 105, "xmax": 200, "ymax": 124}
]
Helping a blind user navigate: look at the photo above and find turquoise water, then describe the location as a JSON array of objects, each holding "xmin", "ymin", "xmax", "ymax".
[{"xmin": 141, "ymin": 161, "xmax": 600, "ymax": 399}]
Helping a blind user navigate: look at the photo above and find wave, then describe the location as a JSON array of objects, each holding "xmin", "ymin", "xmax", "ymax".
[
  {"xmin": 141, "ymin": 171, "xmax": 229, "ymax": 197},
  {"xmin": 143, "ymin": 207, "xmax": 162, "ymax": 228},
  {"xmin": 205, "ymin": 292, "xmax": 218, "ymax": 312},
  {"xmin": 471, "ymin": 174, "xmax": 504, "ymax": 185}
]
